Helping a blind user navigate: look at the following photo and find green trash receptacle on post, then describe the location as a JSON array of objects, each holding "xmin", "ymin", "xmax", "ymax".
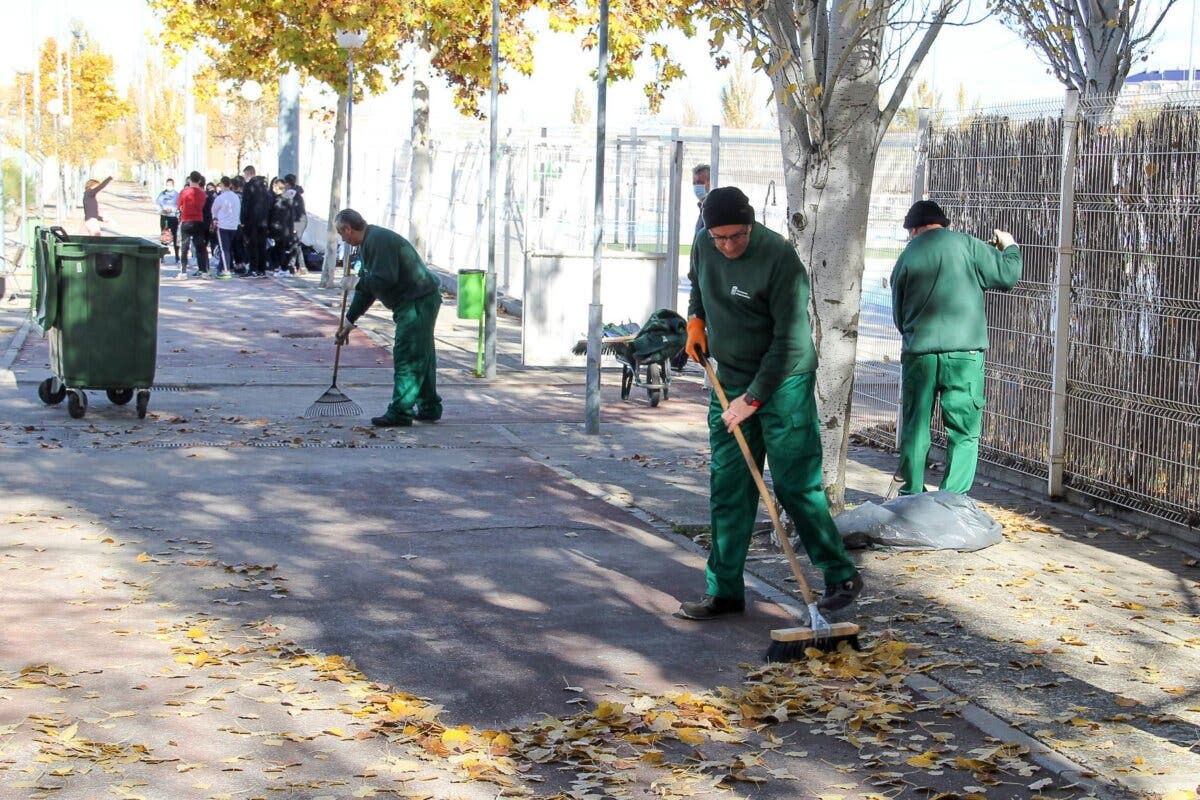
[
  {"xmin": 32, "ymin": 226, "xmax": 166, "ymax": 420},
  {"xmin": 457, "ymin": 269, "xmax": 485, "ymax": 320}
]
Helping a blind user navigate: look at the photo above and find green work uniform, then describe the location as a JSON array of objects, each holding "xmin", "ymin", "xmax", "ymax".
[
  {"xmin": 890, "ymin": 227, "xmax": 1022, "ymax": 495},
  {"xmin": 346, "ymin": 225, "xmax": 443, "ymax": 422},
  {"xmin": 688, "ymin": 224, "xmax": 856, "ymax": 599}
]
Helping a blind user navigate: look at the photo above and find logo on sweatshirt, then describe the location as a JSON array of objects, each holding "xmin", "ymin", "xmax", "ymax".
[{"xmin": 730, "ymin": 285, "xmax": 751, "ymax": 300}]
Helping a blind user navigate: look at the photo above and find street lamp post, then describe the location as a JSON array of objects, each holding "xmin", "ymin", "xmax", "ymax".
[
  {"xmin": 335, "ymin": 30, "xmax": 367, "ymax": 207},
  {"xmin": 17, "ymin": 72, "xmax": 29, "ymax": 238},
  {"xmin": 335, "ymin": 30, "xmax": 366, "ymax": 279},
  {"xmin": 46, "ymin": 97, "xmax": 63, "ymax": 226}
]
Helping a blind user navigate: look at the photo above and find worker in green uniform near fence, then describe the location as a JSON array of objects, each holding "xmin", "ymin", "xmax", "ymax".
[
  {"xmin": 891, "ymin": 200, "xmax": 1023, "ymax": 495},
  {"xmin": 334, "ymin": 209, "xmax": 443, "ymax": 428},
  {"xmin": 675, "ymin": 187, "xmax": 862, "ymax": 621}
]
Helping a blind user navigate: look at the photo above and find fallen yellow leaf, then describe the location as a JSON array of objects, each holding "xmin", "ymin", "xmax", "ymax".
[
  {"xmin": 441, "ymin": 728, "xmax": 472, "ymax": 749},
  {"xmin": 905, "ymin": 750, "xmax": 939, "ymax": 768}
]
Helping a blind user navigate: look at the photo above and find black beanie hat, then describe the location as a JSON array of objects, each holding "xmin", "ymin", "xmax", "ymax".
[
  {"xmin": 702, "ymin": 187, "xmax": 756, "ymax": 229},
  {"xmin": 903, "ymin": 200, "xmax": 950, "ymax": 230}
]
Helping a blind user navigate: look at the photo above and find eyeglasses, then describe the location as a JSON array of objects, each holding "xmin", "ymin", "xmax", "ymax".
[{"xmin": 709, "ymin": 228, "xmax": 750, "ymax": 245}]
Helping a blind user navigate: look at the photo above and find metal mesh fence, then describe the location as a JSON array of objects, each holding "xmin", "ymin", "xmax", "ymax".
[
  {"xmin": 925, "ymin": 101, "xmax": 1064, "ymax": 475},
  {"xmin": 1065, "ymin": 92, "xmax": 1200, "ymax": 525},
  {"xmin": 915, "ymin": 92, "xmax": 1200, "ymax": 527}
]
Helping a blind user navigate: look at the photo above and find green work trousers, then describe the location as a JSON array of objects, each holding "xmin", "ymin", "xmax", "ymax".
[
  {"xmin": 898, "ymin": 350, "xmax": 985, "ymax": 495},
  {"xmin": 386, "ymin": 290, "xmax": 443, "ymax": 420},
  {"xmin": 706, "ymin": 372, "xmax": 857, "ymax": 599}
]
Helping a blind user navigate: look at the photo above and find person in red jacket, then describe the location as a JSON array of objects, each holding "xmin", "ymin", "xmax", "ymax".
[{"xmin": 177, "ymin": 171, "xmax": 210, "ymax": 278}]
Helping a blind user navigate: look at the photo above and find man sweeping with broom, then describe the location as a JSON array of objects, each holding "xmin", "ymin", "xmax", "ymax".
[
  {"xmin": 333, "ymin": 209, "xmax": 444, "ymax": 428},
  {"xmin": 675, "ymin": 187, "xmax": 862, "ymax": 626}
]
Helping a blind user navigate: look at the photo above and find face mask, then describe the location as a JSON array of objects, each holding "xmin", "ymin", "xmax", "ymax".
[{"xmin": 692, "ymin": 184, "xmax": 707, "ymax": 200}]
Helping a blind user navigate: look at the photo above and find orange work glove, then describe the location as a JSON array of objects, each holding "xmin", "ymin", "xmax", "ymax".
[{"xmin": 685, "ymin": 317, "xmax": 708, "ymax": 363}]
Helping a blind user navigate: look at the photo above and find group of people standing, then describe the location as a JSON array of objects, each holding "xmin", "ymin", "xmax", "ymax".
[{"xmin": 155, "ymin": 166, "xmax": 307, "ymax": 279}]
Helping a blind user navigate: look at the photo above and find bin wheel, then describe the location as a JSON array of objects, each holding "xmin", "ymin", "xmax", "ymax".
[
  {"xmin": 620, "ymin": 365, "xmax": 633, "ymax": 401},
  {"xmin": 106, "ymin": 388, "xmax": 134, "ymax": 406},
  {"xmin": 135, "ymin": 390, "xmax": 150, "ymax": 420},
  {"xmin": 67, "ymin": 390, "xmax": 88, "ymax": 419},
  {"xmin": 647, "ymin": 364, "xmax": 664, "ymax": 408},
  {"xmin": 38, "ymin": 377, "xmax": 67, "ymax": 406},
  {"xmin": 660, "ymin": 364, "xmax": 670, "ymax": 401}
]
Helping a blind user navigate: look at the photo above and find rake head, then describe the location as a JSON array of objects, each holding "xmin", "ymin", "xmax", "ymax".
[{"xmin": 304, "ymin": 385, "xmax": 363, "ymax": 418}]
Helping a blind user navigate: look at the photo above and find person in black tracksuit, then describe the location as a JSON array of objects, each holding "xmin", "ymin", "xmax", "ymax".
[
  {"xmin": 231, "ymin": 177, "xmax": 248, "ymax": 270},
  {"xmin": 239, "ymin": 165, "xmax": 271, "ymax": 277},
  {"xmin": 284, "ymin": 175, "xmax": 307, "ymax": 272},
  {"xmin": 204, "ymin": 182, "xmax": 219, "ymax": 269},
  {"xmin": 267, "ymin": 178, "xmax": 297, "ymax": 274}
]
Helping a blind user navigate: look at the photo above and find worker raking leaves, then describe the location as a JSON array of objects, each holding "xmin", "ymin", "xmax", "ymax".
[
  {"xmin": 890, "ymin": 200, "xmax": 1023, "ymax": 495},
  {"xmin": 333, "ymin": 209, "xmax": 444, "ymax": 427},
  {"xmin": 675, "ymin": 186, "xmax": 863, "ymax": 623}
]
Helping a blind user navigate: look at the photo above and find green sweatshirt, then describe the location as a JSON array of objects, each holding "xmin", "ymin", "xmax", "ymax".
[
  {"xmin": 687, "ymin": 223, "xmax": 816, "ymax": 403},
  {"xmin": 890, "ymin": 227, "xmax": 1022, "ymax": 355},
  {"xmin": 346, "ymin": 225, "xmax": 440, "ymax": 323}
]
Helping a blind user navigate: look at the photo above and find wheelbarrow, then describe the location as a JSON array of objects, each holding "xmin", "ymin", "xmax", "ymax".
[{"xmin": 572, "ymin": 308, "xmax": 687, "ymax": 407}]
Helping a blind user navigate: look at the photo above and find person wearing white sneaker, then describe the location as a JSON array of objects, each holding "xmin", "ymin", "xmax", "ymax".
[{"xmin": 211, "ymin": 176, "xmax": 241, "ymax": 279}]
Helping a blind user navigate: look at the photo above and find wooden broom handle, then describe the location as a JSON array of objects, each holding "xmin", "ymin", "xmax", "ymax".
[{"xmin": 702, "ymin": 358, "xmax": 817, "ymax": 606}]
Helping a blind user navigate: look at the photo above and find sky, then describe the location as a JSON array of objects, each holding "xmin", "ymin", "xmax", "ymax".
[{"xmin": 2, "ymin": 0, "xmax": 1197, "ymax": 131}]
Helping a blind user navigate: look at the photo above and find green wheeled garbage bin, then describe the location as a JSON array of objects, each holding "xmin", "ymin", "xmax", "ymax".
[{"xmin": 32, "ymin": 226, "xmax": 166, "ymax": 420}]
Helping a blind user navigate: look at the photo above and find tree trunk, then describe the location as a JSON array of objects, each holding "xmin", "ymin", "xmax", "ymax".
[
  {"xmin": 775, "ymin": 90, "xmax": 882, "ymax": 513},
  {"xmin": 320, "ymin": 91, "xmax": 348, "ymax": 289},
  {"xmin": 408, "ymin": 74, "xmax": 432, "ymax": 261}
]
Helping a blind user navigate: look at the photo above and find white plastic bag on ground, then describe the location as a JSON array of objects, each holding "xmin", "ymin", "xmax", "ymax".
[{"xmin": 835, "ymin": 491, "xmax": 1002, "ymax": 552}]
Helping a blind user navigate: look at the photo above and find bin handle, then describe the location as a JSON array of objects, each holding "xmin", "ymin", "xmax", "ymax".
[{"xmin": 49, "ymin": 226, "xmax": 69, "ymax": 242}]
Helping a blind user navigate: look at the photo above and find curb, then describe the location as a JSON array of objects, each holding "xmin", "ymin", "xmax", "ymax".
[
  {"xmin": 0, "ymin": 317, "xmax": 32, "ymax": 389},
  {"xmin": 903, "ymin": 674, "xmax": 1125, "ymax": 800}
]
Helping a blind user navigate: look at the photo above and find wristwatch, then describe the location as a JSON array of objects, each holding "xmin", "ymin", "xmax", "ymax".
[{"xmin": 743, "ymin": 393, "xmax": 763, "ymax": 408}]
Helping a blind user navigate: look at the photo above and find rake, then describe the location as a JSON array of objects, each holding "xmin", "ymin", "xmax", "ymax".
[{"xmin": 305, "ymin": 258, "xmax": 362, "ymax": 418}]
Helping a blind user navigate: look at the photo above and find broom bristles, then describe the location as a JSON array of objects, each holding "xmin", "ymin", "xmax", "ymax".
[
  {"xmin": 571, "ymin": 339, "xmax": 633, "ymax": 357},
  {"xmin": 304, "ymin": 385, "xmax": 363, "ymax": 418},
  {"xmin": 764, "ymin": 619, "xmax": 861, "ymax": 662},
  {"xmin": 765, "ymin": 633, "xmax": 861, "ymax": 662}
]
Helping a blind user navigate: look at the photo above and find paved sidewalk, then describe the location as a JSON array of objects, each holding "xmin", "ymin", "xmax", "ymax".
[{"xmin": 0, "ymin": 185, "xmax": 1196, "ymax": 800}]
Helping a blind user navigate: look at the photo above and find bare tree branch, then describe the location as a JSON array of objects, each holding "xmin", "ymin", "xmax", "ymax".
[
  {"xmin": 878, "ymin": 0, "xmax": 953, "ymax": 149},
  {"xmin": 995, "ymin": 0, "xmax": 1179, "ymax": 96}
]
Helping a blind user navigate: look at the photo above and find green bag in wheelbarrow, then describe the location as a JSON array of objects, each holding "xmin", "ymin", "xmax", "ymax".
[
  {"xmin": 630, "ymin": 308, "xmax": 687, "ymax": 363},
  {"xmin": 616, "ymin": 308, "xmax": 686, "ymax": 407}
]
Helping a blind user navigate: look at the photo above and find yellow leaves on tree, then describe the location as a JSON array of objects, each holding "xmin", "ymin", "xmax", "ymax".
[
  {"xmin": 148, "ymin": 0, "xmax": 542, "ymax": 117},
  {"xmin": 21, "ymin": 36, "xmax": 129, "ymax": 165}
]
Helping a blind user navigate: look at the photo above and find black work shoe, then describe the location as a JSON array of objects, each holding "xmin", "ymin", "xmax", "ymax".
[
  {"xmin": 371, "ymin": 414, "xmax": 413, "ymax": 428},
  {"xmin": 674, "ymin": 594, "xmax": 745, "ymax": 621},
  {"xmin": 817, "ymin": 573, "xmax": 863, "ymax": 613},
  {"xmin": 414, "ymin": 409, "xmax": 442, "ymax": 422}
]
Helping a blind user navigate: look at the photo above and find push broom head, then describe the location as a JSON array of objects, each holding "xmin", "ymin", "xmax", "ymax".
[
  {"xmin": 765, "ymin": 604, "xmax": 861, "ymax": 662},
  {"xmin": 304, "ymin": 385, "xmax": 363, "ymax": 418}
]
